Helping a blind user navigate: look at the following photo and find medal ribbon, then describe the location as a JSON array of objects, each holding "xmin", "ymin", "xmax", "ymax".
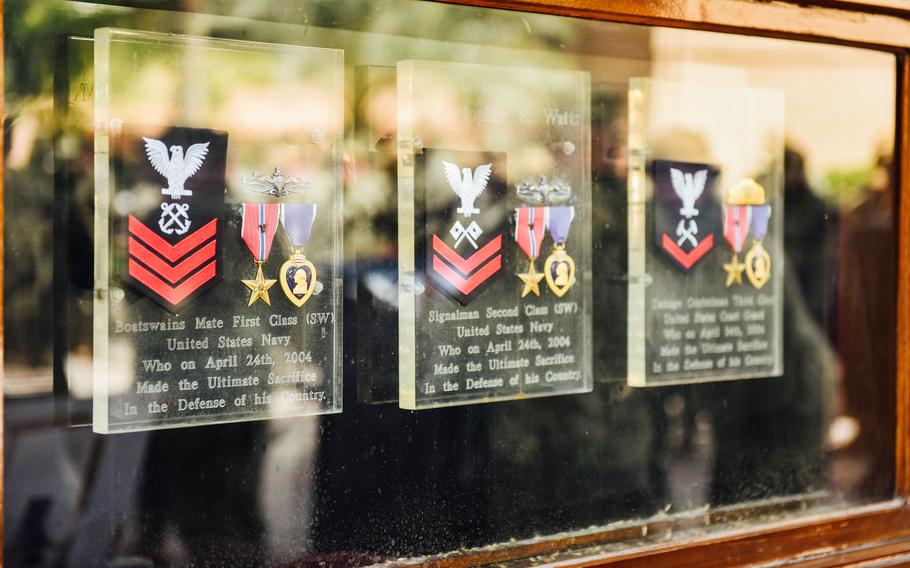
[
  {"xmin": 547, "ymin": 206, "xmax": 575, "ymax": 244},
  {"xmin": 749, "ymin": 205, "xmax": 771, "ymax": 241},
  {"xmin": 281, "ymin": 203, "xmax": 317, "ymax": 248},
  {"xmin": 723, "ymin": 205, "xmax": 751, "ymax": 253},
  {"xmin": 241, "ymin": 202, "xmax": 280, "ymax": 262},
  {"xmin": 515, "ymin": 207, "xmax": 548, "ymax": 259}
]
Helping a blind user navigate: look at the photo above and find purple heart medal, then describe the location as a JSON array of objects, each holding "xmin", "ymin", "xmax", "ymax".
[
  {"xmin": 543, "ymin": 206, "xmax": 576, "ymax": 298},
  {"xmin": 745, "ymin": 203, "xmax": 772, "ymax": 289},
  {"xmin": 278, "ymin": 204, "xmax": 318, "ymax": 307}
]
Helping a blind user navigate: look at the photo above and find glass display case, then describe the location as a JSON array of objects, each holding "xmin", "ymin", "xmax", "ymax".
[{"xmin": 3, "ymin": 0, "xmax": 908, "ymax": 566}]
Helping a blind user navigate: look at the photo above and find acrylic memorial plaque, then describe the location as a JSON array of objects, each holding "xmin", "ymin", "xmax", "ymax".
[
  {"xmin": 93, "ymin": 29, "xmax": 343, "ymax": 433},
  {"xmin": 353, "ymin": 65, "xmax": 400, "ymax": 404},
  {"xmin": 627, "ymin": 78, "xmax": 784, "ymax": 386},
  {"xmin": 54, "ymin": 35, "xmax": 95, "ymax": 426},
  {"xmin": 397, "ymin": 60, "xmax": 593, "ymax": 409}
]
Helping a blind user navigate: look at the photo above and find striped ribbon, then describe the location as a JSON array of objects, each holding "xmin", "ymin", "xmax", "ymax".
[
  {"xmin": 723, "ymin": 205, "xmax": 751, "ymax": 254},
  {"xmin": 515, "ymin": 207, "xmax": 548, "ymax": 260},
  {"xmin": 241, "ymin": 202, "xmax": 280, "ymax": 262}
]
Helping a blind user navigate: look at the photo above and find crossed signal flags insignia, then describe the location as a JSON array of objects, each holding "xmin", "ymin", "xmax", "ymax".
[{"xmin": 126, "ymin": 215, "xmax": 219, "ymax": 310}]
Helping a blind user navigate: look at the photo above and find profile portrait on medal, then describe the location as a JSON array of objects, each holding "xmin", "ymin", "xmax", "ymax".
[{"xmin": 293, "ymin": 269, "xmax": 309, "ymax": 294}]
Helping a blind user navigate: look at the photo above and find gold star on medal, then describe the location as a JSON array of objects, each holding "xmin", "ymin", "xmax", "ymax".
[
  {"xmin": 723, "ymin": 254, "xmax": 746, "ymax": 287},
  {"xmin": 518, "ymin": 261, "xmax": 545, "ymax": 297},
  {"xmin": 242, "ymin": 265, "xmax": 277, "ymax": 306}
]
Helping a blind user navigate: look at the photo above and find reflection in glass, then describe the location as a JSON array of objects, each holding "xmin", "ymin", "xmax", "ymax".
[{"xmin": 3, "ymin": 0, "xmax": 898, "ymax": 565}]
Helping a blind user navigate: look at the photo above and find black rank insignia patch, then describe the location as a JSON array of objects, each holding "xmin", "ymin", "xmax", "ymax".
[
  {"xmin": 420, "ymin": 149, "xmax": 508, "ymax": 305},
  {"xmin": 120, "ymin": 125, "xmax": 228, "ymax": 312},
  {"xmin": 653, "ymin": 159, "xmax": 721, "ymax": 271}
]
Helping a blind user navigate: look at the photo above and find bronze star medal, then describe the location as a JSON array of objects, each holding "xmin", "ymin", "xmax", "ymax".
[
  {"xmin": 517, "ymin": 260, "xmax": 545, "ymax": 297},
  {"xmin": 514, "ymin": 206, "xmax": 549, "ymax": 298},
  {"xmin": 240, "ymin": 203, "xmax": 281, "ymax": 307},
  {"xmin": 242, "ymin": 263, "xmax": 277, "ymax": 306},
  {"xmin": 723, "ymin": 253, "xmax": 746, "ymax": 287}
]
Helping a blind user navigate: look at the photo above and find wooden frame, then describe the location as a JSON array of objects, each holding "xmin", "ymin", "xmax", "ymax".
[
  {"xmin": 438, "ymin": 0, "xmax": 910, "ymax": 49},
  {"xmin": 421, "ymin": 1, "xmax": 910, "ymax": 566},
  {"xmin": 2, "ymin": 1, "xmax": 7, "ymax": 564}
]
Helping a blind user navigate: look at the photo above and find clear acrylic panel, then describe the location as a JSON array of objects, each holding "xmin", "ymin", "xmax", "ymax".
[
  {"xmin": 1, "ymin": 0, "xmax": 899, "ymax": 565},
  {"xmin": 397, "ymin": 59, "xmax": 593, "ymax": 409},
  {"xmin": 627, "ymin": 78, "xmax": 785, "ymax": 386},
  {"xmin": 93, "ymin": 29, "xmax": 344, "ymax": 432}
]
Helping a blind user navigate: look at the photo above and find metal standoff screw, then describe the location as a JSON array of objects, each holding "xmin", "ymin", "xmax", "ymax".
[{"xmin": 552, "ymin": 140, "xmax": 575, "ymax": 156}]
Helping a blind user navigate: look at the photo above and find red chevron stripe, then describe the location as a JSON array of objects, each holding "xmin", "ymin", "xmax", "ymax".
[
  {"xmin": 129, "ymin": 237, "xmax": 216, "ymax": 284},
  {"xmin": 128, "ymin": 216, "xmax": 217, "ymax": 262},
  {"xmin": 432, "ymin": 254, "xmax": 501, "ymax": 295},
  {"xmin": 661, "ymin": 233, "xmax": 714, "ymax": 269},
  {"xmin": 129, "ymin": 258, "xmax": 217, "ymax": 305},
  {"xmin": 432, "ymin": 234, "xmax": 502, "ymax": 276}
]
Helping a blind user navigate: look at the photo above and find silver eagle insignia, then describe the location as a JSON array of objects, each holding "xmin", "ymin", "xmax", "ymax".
[
  {"xmin": 443, "ymin": 161, "xmax": 492, "ymax": 218},
  {"xmin": 670, "ymin": 167, "xmax": 708, "ymax": 248},
  {"xmin": 143, "ymin": 137, "xmax": 210, "ymax": 199}
]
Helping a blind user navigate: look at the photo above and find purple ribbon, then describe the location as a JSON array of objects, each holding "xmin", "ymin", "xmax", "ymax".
[
  {"xmin": 750, "ymin": 205, "xmax": 771, "ymax": 241},
  {"xmin": 280, "ymin": 203, "xmax": 317, "ymax": 247},
  {"xmin": 547, "ymin": 206, "xmax": 575, "ymax": 244}
]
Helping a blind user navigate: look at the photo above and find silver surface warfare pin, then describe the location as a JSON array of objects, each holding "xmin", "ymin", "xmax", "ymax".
[
  {"xmin": 242, "ymin": 167, "xmax": 312, "ymax": 197},
  {"xmin": 515, "ymin": 176, "xmax": 572, "ymax": 205}
]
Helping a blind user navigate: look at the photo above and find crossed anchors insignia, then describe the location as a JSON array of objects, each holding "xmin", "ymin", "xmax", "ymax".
[
  {"xmin": 443, "ymin": 161, "xmax": 491, "ymax": 249},
  {"xmin": 158, "ymin": 203, "xmax": 191, "ymax": 235},
  {"xmin": 143, "ymin": 137, "xmax": 210, "ymax": 236},
  {"xmin": 670, "ymin": 167, "xmax": 707, "ymax": 247}
]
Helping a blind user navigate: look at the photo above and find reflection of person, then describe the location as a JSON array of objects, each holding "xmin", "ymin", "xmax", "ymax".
[
  {"xmin": 782, "ymin": 147, "xmax": 838, "ymax": 329},
  {"xmin": 832, "ymin": 149, "xmax": 896, "ymax": 499},
  {"xmin": 133, "ymin": 424, "xmax": 266, "ymax": 566},
  {"xmin": 709, "ymin": 146, "xmax": 837, "ymax": 505}
]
